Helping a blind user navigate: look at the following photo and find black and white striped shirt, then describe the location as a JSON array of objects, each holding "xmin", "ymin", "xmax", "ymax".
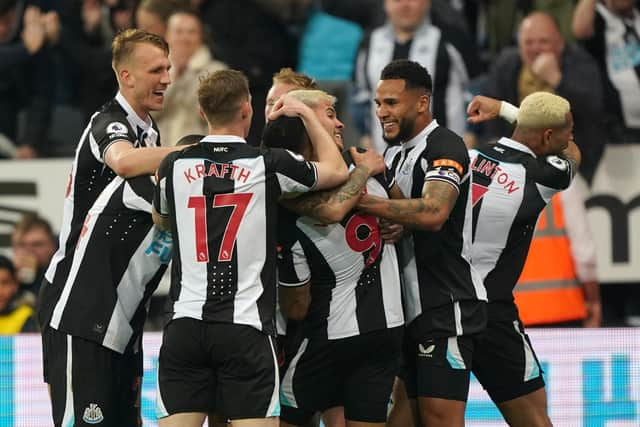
[
  {"xmin": 469, "ymin": 137, "xmax": 573, "ymax": 303},
  {"xmin": 49, "ymin": 174, "xmax": 171, "ymax": 353},
  {"xmin": 40, "ymin": 92, "xmax": 160, "ymax": 332},
  {"xmin": 154, "ymin": 135, "xmax": 319, "ymax": 336},
  {"xmin": 385, "ymin": 120, "xmax": 486, "ymax": 339},
  {"xmin": 277, "ymin": 169, "xmax": 404, "ymax": 340}
]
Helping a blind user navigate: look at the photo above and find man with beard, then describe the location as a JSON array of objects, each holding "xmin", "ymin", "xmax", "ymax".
[{"xmin": 356, "ymin": 59, "xmax": 486, "ymax": 427}]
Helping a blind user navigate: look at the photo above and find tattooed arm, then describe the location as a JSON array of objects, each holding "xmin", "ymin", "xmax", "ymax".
[
  {"xmin": 357, "ymin": 180, "xmax": 458, "ymax": 231},
  {"xmin": 282, "ymin": 147, "xmax": 386, "ymax": 224},
  {"xmin": 281, "ymin": 164, "xmax": 370, "ymax": 224}
]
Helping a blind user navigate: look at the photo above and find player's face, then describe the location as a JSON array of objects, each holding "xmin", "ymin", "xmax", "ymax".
[
  {"xmin": 312, "ymin": 101, "xmax": 345, "ymax": 150},
  {"xmin": 128, "ymin": 43, "xmax": 171, "ymax": 114},
  {"xmin": 265, "ymin": 82, "xmax": 298, "ymax": 120},
  {"xmin": 375, "ymin": 79, "xmax": 423, "ymax": 144}
]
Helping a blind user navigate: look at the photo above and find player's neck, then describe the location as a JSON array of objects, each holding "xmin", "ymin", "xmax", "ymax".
[
  {"xmin": 404, "ymin": 114, "xmax": 432, "ymax": 142},
  {"xmin": 207, "ymin": 124, "xmax": 247, "ymax": 140},
  {"xmin": 119, "ymin": 91, "xmax": 151, "ymax": 125}
]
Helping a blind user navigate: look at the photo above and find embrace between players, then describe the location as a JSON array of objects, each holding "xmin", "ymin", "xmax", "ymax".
[{"xmin": 39, "ymin": 28, "xmax": 579, "ymax": 427}]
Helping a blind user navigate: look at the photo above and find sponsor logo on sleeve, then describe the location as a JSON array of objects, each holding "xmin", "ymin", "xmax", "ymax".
[{"xmin": 546, "ymin": 155, "xmax": 569, "ymax": 171}]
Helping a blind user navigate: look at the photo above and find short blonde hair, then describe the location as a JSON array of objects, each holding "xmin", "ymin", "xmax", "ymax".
[
  {"xmin": 287, "ymin": 89, "xmax": 336, "ymax": 109},
  {"xmin": 112, "ymin": 28, "xmax": 169, "ymax": 72},
  {"xmin": 517, "ymin": 92, "xmax": 570, "ymax": 129},
  {"xmin": 272, "ymin": 68, "xmax": 319, "ymax": 90}
]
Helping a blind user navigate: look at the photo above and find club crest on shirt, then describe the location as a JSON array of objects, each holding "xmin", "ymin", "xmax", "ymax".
[{"xmin": 82, "ymin": 403, "xmax": 104, "ymax": 424}]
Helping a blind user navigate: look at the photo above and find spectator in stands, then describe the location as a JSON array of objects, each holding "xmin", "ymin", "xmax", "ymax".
[
  {"xmin": 0, "ymin": 256, "xmax": 37, "ymax": 334},
  {"xmin": 152, "ymin": 10, "xmax": 227, "ymax": 146},
  {"xmin": 200, "ymin": 0, "xmax": 307, "ymax": 146},
  {"xmin": 481, "ymin": 12, "xmax": 605, "ymax": 184},
  {"xmin": 573, "ymin": 0, "xmax": 640, "ymax": 143},
  {"xmin": 42, "ymin": 0, "xmax": 135, "ymax": 122},
  {"xmin": 352, "ymin": 0, "xmax": 482, "ymax": 153},
  {"xmin": 0, "ymin": 0, "xmax": 52, "ymax": 158},
  {"xmin": 11, "ymin": 213, "xmax": 56, "ymax": 297},
  {"xmin": 135, "ymin": 0, "xmax": 189, "ymax": 38},
  {"xmin": 515, "ymin": 182, "xmax": 602, "ymax": 328}
]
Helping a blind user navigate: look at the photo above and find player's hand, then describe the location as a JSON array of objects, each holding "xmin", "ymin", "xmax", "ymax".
[
  {"xmin": 530, "ymin": 52, "xmax": 562, "ymax": 87},
  {"xmin": 380, "ymin": 219, "xmax": 404, "ymax": 243},
  {"xmin": 467, "ymin": 95, "xmax": 501, "ymax": 124},
  {"xmin": 350, "ymin": 146, "xmax": 385, "ymax": 177},
  {"xmin": 267, "ymin": 94, "xmax": 312, "ymax": 121}
]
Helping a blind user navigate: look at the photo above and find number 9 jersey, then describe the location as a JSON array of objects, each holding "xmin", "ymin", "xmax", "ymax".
[
  {"xmin": 276, "ymin": 166, "xmax": 404, "ymax": 340},
  {"xmin": 154, "ymin": 135, "xmax": 319, "ymax": 335}
]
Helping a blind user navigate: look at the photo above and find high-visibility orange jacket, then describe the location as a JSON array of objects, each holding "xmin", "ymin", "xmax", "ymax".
[{"xmin": 514, "ymin": 193, "xmax": 587, "ymax": 325}]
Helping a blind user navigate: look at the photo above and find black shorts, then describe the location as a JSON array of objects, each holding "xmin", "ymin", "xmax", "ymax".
[
  {"xmin": 402, "ymin": 333, "xmax": 476, "ymax": 401},
  {"xmin": 157, "ymin": 318, "xmax": 279, "ymax": 420},
  {"xmin": 472, "ymin": 306, "xmax": 545, "ymax": 403},
  {"xmin": 42, "ymin": 325, "xmax": 140, "ymax": 427},
  {"xmin": 280, "ymin": 327, "xmax": 403, "ymax": 424}
]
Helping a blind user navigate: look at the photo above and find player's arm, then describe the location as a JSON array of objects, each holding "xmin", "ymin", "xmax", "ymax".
[
  {"xmin": 277, "ymin": 223, "xmax": 312, "ymax": 320},
  {"xmin": 151, "ymin": 156, "xmax": 175, "ymax": 232},
  {"xmin": 279, "ymin": 284, "xmax": 311, "ymax": 321},
  {"xmin": 282, "ymin": 147, "xmax": 385, "ymax": 224},
  {"xmin": 281, "ymin": 165, "xmax": 370, "ymax": 224},
  {"xmin": 357, "ymin": 180, "xmax": 457, "ymax": 231},
  {"xmin": 104, "ymin": 141, "xmax": 183, "ymax": 178},
  {"xmin": 467, "ymin": 96, "xmax": 518, "ymax": 124},
  {"xmin": 269, "ymin": 95, "xmax": 348, "ymax": 190}
]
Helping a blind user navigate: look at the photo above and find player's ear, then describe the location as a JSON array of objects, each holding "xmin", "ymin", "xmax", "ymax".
[
  {"xmin": 540, "ymin": 128, "xmax": 554, "ymax": 153},
  {"xmin": 417, "ymin": 94, "xmax": 430, "ymax": 113},
  {"xmin": 240, "ymin": 100, "xmax": 252, "ymax": 120}
]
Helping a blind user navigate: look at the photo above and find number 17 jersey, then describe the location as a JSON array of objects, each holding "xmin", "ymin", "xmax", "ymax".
[{"xmin": 154, "ymin": 135, "xmax": 319, "ymax": 335}]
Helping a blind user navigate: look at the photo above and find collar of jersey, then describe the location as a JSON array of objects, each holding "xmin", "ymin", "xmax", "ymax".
[
  {"xmin": 201, "ymin": 135, "xmax": 247, "ymax": 144},
  {"xmin": 115, "ymin": 92, "xmax": 152, "ymax": 132},
  {"xmin": 402, "ymin": 119, "xmax": 439, "ymax": 151},
  {"xmin": 497, "ymin": 137, "xmax": 536, "ymax": 157}
]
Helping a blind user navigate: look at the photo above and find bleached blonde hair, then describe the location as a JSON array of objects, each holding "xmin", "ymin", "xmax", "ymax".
[
  {"xmin": 287, "ymin": 89, "xmax": 336, "ymax": 109},
  {"xmin": 517, "ymin": 92, "xmax": 571, "ymax": 129}
]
